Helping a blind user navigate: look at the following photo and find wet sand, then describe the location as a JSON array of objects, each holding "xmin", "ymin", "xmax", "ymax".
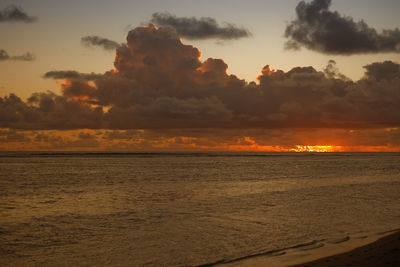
[
  {"xmin": 218, "ymin": 230, "xmax": 400, "ymax": 267},
  {"xmin": 290, "ymin": 230, "xmax": 400, "ymax": 267}
]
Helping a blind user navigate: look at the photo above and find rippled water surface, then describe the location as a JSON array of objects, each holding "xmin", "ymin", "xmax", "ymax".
[{"xmin": 1, "ymin": 152, "xmax": 399, "ymax": 266}]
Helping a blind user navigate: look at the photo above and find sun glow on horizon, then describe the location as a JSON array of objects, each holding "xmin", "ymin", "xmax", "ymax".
[{"xmin": 292, "ymin": 145, "xmax": 338, "ymax": 152}]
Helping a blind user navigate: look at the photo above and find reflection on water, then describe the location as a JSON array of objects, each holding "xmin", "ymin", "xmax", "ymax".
[{"xmin": 0, "ymin": 153, "xmax": 399, "ymax": 266}]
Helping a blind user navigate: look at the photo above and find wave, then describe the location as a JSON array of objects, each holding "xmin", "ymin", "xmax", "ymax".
[
  {"xmin": 196, "ymin": 228, "xmax": 400, "ymax": 266},
  {"xmin": 196, "ymin": 239, "xmax": 327, "ymax": 267}
]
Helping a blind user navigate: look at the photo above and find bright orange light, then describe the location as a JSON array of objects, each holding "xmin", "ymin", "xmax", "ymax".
[
  {"xmin": 108, "ymin": 68, "xmax": 119, "ymax": 74},
  {"xmin": 72, "ymin": 95, "xmax": 90, "ymax": 103},
  {"xmin": 292, "ymin": 145, "xmax": 336, "ymax": 152}
]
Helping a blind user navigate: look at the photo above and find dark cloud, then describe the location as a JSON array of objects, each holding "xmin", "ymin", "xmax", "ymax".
[
  {"xmin": 81, "ymin": 36, "xmax": 120, "ymax": 51},
  {"xmin": 2, "ymin": 24, "xmax": 400, "ymax": 132},
  {"xmin": 43, "ymin": 71, "xmax": 103, "ymax": 80},
  {"xmin": 285, "ymin": 0, "xmax": 400, "ymax": 54},
  {"xmin": 150, "ymin": 12, "xmax": 251, "ymax": 40},
  {"xmin": 363, "ymin": 61, "xmax": 400, "ymax": 82},
  {"xmin": 0, "ymin": 49, "xmax": 35, "ymax": 61},
  {"xmin": 0, "ymin": 92, "xmax": 103, "ymax": 130},
  {"xmin": 0, "ymin": 5, "xmax": 37, "ymax": 23},
  {"xmin": 323, "ymin": 60, "xmax": 349, "ymax": 81}
]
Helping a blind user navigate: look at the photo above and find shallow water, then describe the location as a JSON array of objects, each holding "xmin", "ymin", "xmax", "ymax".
[{"xmin": 0, "ymin": 152, "xmax": 399, "ymax": 266}]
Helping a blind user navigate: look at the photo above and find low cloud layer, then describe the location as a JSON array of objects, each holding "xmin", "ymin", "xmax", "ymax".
[
  {"xmin": 81, "ymin": 36, "xmax": 120, "ymax": 51},
  {"xmin": 0, "ymin": 49, "xmax": 35, "ymax": 61},
  {"xmin": 150, "ymin": 12, "xmax": 251, "ymax": 40},
  {"xmin": 1, "ymin": 128, "xmax": 400, "ymax": 152},
  {"xmin": 1, "ymin": 24, "xmax": 400, "ymax": 139},
  {"xmin": 0, "ymin": 5, "xmax": 37, "ymax": 23},
  {"xmin": 285, "ymin": 0, "xmax": 400, "ymax": 54}
]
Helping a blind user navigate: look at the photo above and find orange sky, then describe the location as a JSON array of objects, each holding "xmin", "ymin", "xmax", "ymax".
[
  {"xmin": 1, "ymin": 128, "xmax": 399, "ymax": 152},
  {"xmin": 1, "ymin": 2, "xmax": 400, "ymax": 152}
]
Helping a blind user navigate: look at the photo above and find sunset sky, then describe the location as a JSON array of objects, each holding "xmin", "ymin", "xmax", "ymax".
[{"xmin": 1, "ymin": 0, "xmax": 400, "ymax": 151}]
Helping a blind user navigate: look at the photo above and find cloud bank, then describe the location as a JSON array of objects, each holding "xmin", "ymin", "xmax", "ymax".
[
  {"xmin": 1, "ymin": 24, "xmax": 400, "ymax": 139},
  {"xmin": 2, "ymin": 128, "xmax": 400, "ymax": 152},
  {"xmin": 0, "ymin": 5, "xmax": 37, "ymax": 23},
  {"xmin": 0, "ymin": 49, "xmax": 35, "ymax": 61},
  {"xmin": 150, "ymin": 12, "xmax": 251, "ymax": 40},
  {"xmin": 81, "ymin": 36, "xmax": 120, "ymax": 51},
  {"xmin": 285, "ymin": 0, "xmax": 400, "ymax": 54}
]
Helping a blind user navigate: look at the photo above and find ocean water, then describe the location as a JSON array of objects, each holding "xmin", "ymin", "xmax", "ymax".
[{"xmin": 0, "ymin": 152, "xmax": 399, "ymax": 266}]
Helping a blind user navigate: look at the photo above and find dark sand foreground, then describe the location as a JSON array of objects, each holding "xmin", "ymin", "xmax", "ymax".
[
  {"xmin": 290, "ymin": 231, "xmax": 400, "ymax": 267},
  {"xmin": 219, "ymin": 230, "xmax": 400, "ymax": 267}
]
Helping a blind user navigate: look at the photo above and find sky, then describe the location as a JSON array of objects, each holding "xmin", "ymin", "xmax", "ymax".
[{"xmin": 1, "ymin": 0, "xmax": 400, "ymax": 151}]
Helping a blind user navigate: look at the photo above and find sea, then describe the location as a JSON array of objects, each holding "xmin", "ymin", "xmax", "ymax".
[{"xmin": 0, "ymin": 152, "xmax": 399, "ymax": 266}]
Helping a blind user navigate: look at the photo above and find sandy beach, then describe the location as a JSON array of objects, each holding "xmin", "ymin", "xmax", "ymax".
[
  {"xmin": 218, "ymin": 230, "xmax": 400, "ymax": 267},
  {"xmin": 290, "ymin": 230, "xmax": 400, "ymax": 267}
]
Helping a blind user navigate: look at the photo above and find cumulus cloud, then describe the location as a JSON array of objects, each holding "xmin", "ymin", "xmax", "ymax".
[
  {"xmin": 363, "ymin": 61, "xmax": 400, "ymax": 82},
  {"xmin": 0, "ymin": 5, "xmax": 37, "ymax": 23},
  {"xmin": 0, "ymin": 92, "xmax": 103, "ymax": 130},
  {"xmin": 0, "ymin": 49, "xmax": 35, "ymax": 61},
  {"xmin": 150, "ymin": 12, "xmax": 251, "ymax": 40},
  {"xmin": 81, "ymin": 36, "xmax": 120, "ymax": 51},
  {"xmin": 2, "ymin": 24, "xmax": 400, "ymax": 133},
  {"xmin": 285, "ymin": 0, "xmax": 400, "ymax": 54},
  {"xmin": 43, "ymin": 70, "xmax": 103, "ymax": 80},
  {"xmin": 323, "ymin": 60, "xmax": 349, "ymax": 81}
]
